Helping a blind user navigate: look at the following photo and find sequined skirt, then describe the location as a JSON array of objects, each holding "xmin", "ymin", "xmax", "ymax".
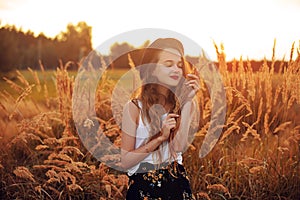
[{"xmin": 126, "ymin": 161, "xmax": 195, "ymax": 200}]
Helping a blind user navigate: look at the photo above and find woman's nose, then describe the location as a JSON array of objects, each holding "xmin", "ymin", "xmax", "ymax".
[{"xmin": 172, "ymin": 64, "xmax": 181, "ymax": 72}]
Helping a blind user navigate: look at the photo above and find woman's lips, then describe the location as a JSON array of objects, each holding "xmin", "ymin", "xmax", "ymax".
[{"xmin": 170, "ymin": 75, "xmax": 179, "ymax": 80}]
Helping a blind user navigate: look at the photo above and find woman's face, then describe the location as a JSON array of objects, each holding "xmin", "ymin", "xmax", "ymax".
[{"xmin": 152, "ymin": 48, "xmax": 183, "ymax": 87}]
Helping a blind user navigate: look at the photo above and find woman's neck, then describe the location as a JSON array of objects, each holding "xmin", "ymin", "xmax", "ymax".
[
  {"xmin": 156, "ymin": 85, "xmax": 173, "ymax": 112},
  {"xmin": 157, "ymin": 85, "xmax": 169, "ymax": 97}
]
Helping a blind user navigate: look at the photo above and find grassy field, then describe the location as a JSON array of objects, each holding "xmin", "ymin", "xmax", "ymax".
[
  {"xmin": 0, "ymin": 68, "xmax": 130, "ymax": 101},
  {"xmin": 0, "ymin": 47, "xmax": 299, "ymax": 199}
]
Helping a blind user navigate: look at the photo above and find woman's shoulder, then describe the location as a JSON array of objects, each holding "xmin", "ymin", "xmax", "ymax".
[
  {"xmin": 129, "ymin": 98, "xmax": 143, "ymax": 109},
  {"xmin": 124, "ymin": 99, "xmax": 141, "ymax": 115},
  {"xmin": 130, "ymin": 99, "xmax": 140, "ymax": 108},
  {"xmin": 123, "ymin": 99, "xmax": 141, "ymax": 125}
]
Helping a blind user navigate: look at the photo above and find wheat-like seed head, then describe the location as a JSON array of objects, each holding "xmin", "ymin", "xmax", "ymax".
[{"xmin": 13, "ymin": 166, "xmax": 35, "ymax": 182}]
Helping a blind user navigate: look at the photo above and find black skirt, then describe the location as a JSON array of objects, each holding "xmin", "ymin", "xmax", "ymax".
[{"xmin": 126, "ymin": 161, "xmax": 195, "ymax": 200}]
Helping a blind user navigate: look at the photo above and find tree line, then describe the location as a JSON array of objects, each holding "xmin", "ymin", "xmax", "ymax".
[
  {"xmin": 0, "ymin": 21, "xmax": 92, "ymax": 72},
  {"xmin": 0, "ymin": 21, "xmax": 288, "ymax": 73}
]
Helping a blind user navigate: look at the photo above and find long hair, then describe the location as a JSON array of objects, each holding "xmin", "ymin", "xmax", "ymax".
[{"xmin": 135, "ymin": 38, "xmax": 194, "ymax": 162}]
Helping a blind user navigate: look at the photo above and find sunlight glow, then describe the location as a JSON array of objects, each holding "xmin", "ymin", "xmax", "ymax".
[{"xmin": 0, "ymin": 0, "xmax": 299, "ymax": 61}]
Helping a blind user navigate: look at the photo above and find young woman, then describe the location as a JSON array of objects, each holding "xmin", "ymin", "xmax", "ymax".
[{"xmin": 121, "ymin": 38, "xmax": 199, "ymax": 199}]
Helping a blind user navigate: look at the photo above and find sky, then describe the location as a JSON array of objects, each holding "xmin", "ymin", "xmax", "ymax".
[{"xmin": 0, "ymin": 0, "xmax": 300, "ymax": 61}]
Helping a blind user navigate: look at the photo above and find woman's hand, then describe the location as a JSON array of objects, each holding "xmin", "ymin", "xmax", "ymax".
[
  {"xmin": 185, "ymin": 73, "xmax": 200, "ymax": 99},
  {"xmin": 160, "ymin": 113, "xmax": 179, "ymax": 141}
]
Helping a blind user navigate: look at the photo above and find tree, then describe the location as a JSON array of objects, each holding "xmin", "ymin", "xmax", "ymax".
[{"xmin": 57, "ymin": 21, "xmax": 92, "ymax": 64}]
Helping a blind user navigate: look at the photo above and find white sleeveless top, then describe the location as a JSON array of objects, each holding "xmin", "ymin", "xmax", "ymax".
[{"xmin": 127, "ymin": 100, "xmax": 183, "ymax": 176}]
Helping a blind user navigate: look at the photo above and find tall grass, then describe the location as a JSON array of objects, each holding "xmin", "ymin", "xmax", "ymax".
[
  {"xmin": 185, "ymin": 41, "xmax": 300, "ymax": 199},
  {"xmin": 0, "ymin": 42, "xmax": 299, "ymax": 199}
]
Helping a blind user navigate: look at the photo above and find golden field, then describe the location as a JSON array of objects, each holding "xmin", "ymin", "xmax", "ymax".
[{"xmin": 0, "ymin": 43, "xmax": 299, "ymax": 199}]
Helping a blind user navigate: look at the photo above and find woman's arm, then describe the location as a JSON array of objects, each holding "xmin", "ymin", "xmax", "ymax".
[
  {"xmin": 171, "ymin": 71, "xmax": 199, "ymax": 152},
  {"xmin": 120, "ymin": 101, "xmax": 166, "ymax": 170},
  {"xmin": 171, "ymin": 100, "xmax": 196, "ymax": 152}
]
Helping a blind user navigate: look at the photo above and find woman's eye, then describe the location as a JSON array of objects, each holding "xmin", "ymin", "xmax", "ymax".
[
  {"xmin": 177, "ymin": 62, "xmax": 183, "ymax": 68},
  {"xmin": 162, "ymin": 60, "xmax": 183, "ymax": 68},
  {"xmin": 164, "ymin": 61, "xmax": 173, "ymax": 67}
]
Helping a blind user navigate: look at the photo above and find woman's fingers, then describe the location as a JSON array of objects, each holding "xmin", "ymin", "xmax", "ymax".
[
  {"xmin": 161, "ymin": 113, "xmax": 180, "ymax": 140},
  {"xmin": 166, "ymin": 113, "xmax": 179, "ymax": 119},
  {"xmin": 185, "ymin": 80, "xmax": 200, "ymax": 90},
  {"xmin": 163, "ymin": 114, "xmax": 179, "ymax": 129},
  {"xmin": 186, "ymin": 74, "xmax": 199, "ymax": 84},
  {"xmin": 166, "ymin": 115, "xmax": 178, "ymax": 125},
  {"xmin": 186, "ymin": 80, "xmax": 199, "ymax": 86},
  {"xmin": 187, "ymin": 73, "xmax": 198, "ymax": 80},
  {"xmin": 185, "ymin": 74, "xmax": 200, "ymax": 99},
  {"xmin": 167, "ymin": 117, "xmax": 176, "ymax": 122}
]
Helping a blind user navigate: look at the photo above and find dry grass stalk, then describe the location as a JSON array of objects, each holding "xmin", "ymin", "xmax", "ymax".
[
  {"xmin": 13, "ymin": 166, "xmax": 35, "ymax": 182},
  {"xmin": 196, "ymin": 192, "xmax": 211, "ymax": 200},
  {"xmin": 28, "ymin": 67, "xmax": 41, "ymax": 92},
  {"xmin": 16, "ymin": 70, "xmax": 30, "ymax": 87},
  {"xmin": 2, "ymin": 76, "xmax": 23, "ymax": 93}
]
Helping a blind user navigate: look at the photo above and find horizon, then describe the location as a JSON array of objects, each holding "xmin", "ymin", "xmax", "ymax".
[{"xmin": 0, "ymin": 22, "xmax": 298, "ymax": 63}]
